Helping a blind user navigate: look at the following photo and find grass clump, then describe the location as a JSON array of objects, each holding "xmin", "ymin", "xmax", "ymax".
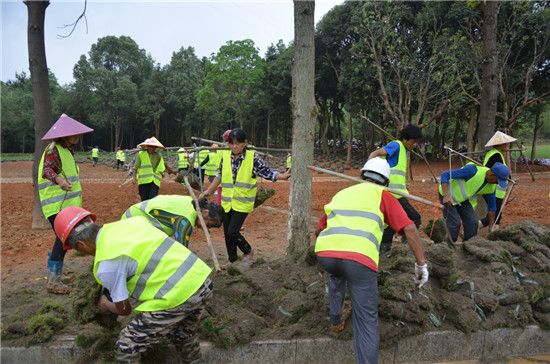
[{"xmin": 27, "ymin": 315, "xmax": 64, "ymax": 344}]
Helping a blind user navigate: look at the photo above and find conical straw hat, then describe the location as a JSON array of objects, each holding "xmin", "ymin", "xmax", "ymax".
[
  {"xmin": 485, "ymin": 131, "xmax": 517, "ymax": 147},
  {"xmin": 41, "ymin": 114, "xmax": 94, "ymax": 140},
  {"xmin": 139, "ymin": 136, "xmax": 165, "ymax": 149},
  {"xmin": 177, "ymin": 148, "xmax": 186, "ymax": 152}
]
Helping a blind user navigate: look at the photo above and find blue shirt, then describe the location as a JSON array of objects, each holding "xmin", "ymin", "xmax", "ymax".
[
  {"xmin": 440, "ymin": 164, "xmax": 496, "ymax": 211},
  {"xmin": 382, "ymin": 141, "xmax": 405, "ymax": 168}
]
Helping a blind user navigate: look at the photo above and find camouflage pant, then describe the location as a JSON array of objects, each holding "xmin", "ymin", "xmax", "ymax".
[{"xmin": 115, "ymin": 277, "xmax": 213, "ymax": 364}]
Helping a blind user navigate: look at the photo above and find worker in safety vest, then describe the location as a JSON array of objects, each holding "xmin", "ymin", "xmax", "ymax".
[
  {"xmin": 115, "ymin": 147, "xmax": 125, "ymax": 171},
  {"xmin": 425, "ymin": 143, "xmax": 433, "ymax": 160},
  {"xmin": 91, "ymin": 146, "xmax": 99, "ymax": 166},
  {"xmin": 478, "ymin": 131, "xmax": 515, "ymax": 231},
  {"xmin": 439, "ymin": 162, "xmax": 509, "ymax": 242},
  {"xmin": 132, "ymin": 137, "xmax": 177, "ymax": 201},
  {"xmin": 190, "ymin": 142, "xmax": 210, "ymax": 186},
  {"xmin": 199, "ymin": 128, "xmax": 291, "ymax": 269},
  {"xmin": 38, "ymin": 113, "xmax": 94, "ymax": 294},
  {"xmin": 315, "ymin": 157, "xmax": 428, "ymax": 364},
  {"xmin": 368, "ymin": 124, "xmax": 422, "ymax": 253},
  {"xmin": 204, "ymin": 143, "xmax": 221, "ymax": 183},
  {"xmin": 54, "ymin": 206, "xmax": 212, "ymax": 363},
  {"xmin": 177, "ymin": 147, "xmax": 190, "ymax": 172},
  {"xmin": 286, "ymin": 152, "xmax": 292, "ymax": 172},
  {"xmin": 121, "ymin": 195, "xmax": 224, "ymax": 247}
]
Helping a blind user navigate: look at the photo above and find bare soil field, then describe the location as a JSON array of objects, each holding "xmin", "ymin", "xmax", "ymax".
[{"xmin": 1, "ymin": 156, "xmax": 549, "ymax": 363}]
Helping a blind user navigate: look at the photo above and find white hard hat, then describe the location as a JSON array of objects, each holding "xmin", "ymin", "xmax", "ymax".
[{"xmin": 361, "ymin": 157, "xmax": 391, "ymax": 186}]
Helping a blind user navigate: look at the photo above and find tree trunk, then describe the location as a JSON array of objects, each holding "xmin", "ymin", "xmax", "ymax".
[
  {"xmin": 530, "ymin": 112, "xmax": 543, "ymax": 163},
  {"xmin": 26, "ymin": 0, "xmax": 52, "ymax": 230},
  {"xmin": 466, "ymin": 105, "xmax": 476, "ymax": 152},
  {"xmin": 266, "ymin": 111, "xmax": 270, "ymax": 148},
  {"xmin": 287, "ymin": 0, "xmax": 316, "ymax": 260},
  {"xmin": 478, "ymin": 1, "xmax": 500, "ymax": 150}
]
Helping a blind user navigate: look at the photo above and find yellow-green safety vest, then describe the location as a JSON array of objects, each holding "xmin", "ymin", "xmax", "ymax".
[
  {"xmin": 137, "ymin": 150, "xmax": 165, "ymax": 187},
  {"xmin": 382, "ymin": 140, "xmax": 408, "ymax": 198},
  {"xmin": 38, "ymin": 143, "xmax": 82, "ymax": 219},
  {"xmin": 94, "ymin": 217, "xmax": 211, "ymax": 313},
  {"xmin": 483, "ymin": 149, "xmax": 507, "ymax": 199},
  {"xmin": 194, "ymin": 150, "xmax": 209, "ymax": 169},
  {"xmin": 221, "ymin": 150, "xmax": 257, "ymax": 213},
  {"xmin": 315, "ymin": 183, "xmax": 386, "ymax": 270},
  {"xmin": 178, "ymin": 151, "xmax": 189, "ymax": 169},
  {"xmin": 116, "ymin": 150, "xmax": 125, "ymax": 162},
  {"xmin": 205, "ymin": 151, "xmax": 220, "ymax": 176},
  {"xmin": 121, "ymin": 195, "xmax": 197, "ymax": 236},
  {"xmin": 92, "ymin": 148, "xmax": 99, "ymax": 158},
  {"xmin": 438, "ymin": 163, "xmax": 496, "ymax": 205},
  {"xmin": 286, "ymin": 154, "xmax": 292, "ymax": 169}
]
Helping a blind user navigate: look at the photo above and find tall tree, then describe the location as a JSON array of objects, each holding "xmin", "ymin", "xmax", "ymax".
[
  {"xmin": 203, "ymin": 40, "xmax": 266, "ymax": 130},
  {"xmin": 26, "ymin": 0, "xmax": 52, "ymax": 229},
  {"xmin": 287, "ymin": 0, "xmax": 316, "ymax": 260}
]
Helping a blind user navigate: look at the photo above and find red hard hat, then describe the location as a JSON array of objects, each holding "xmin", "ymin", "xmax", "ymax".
[
  {"xmin": 117, "ymin": 147, "xmax": 121, "ymax": 150},
  {"xmin": 54, "ymin": 206, "xmax": 96, "ymax": 249},
  {"xmin": 223, "ymin": 129, "xmax": 232, "ymax": 141}
]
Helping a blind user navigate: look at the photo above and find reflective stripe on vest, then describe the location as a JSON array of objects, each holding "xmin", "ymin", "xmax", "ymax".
[
  {"xmin": 137, "ymin": 151, "xmax": 165, "ymax": 187},
  {"xmin": 94, "ymin": 217, "xmax": 211, "ymax": 313},
  {"xmin": 37, "ymin": 143, "xmax": 82, "ymax": 219},
  {"xmin": 483, "ymin": 149, "xmax": 507, "ymax": 199},
  {"xmin": 221, "ymin": 150, "xmax": 257, "ymax": 213},
  {"xmin": 178, "ymin": 152, "xmax": 189, "ymax": 168},
  {"xmin": 382, "ymin": 140, "xmax": 408, "ymax": 198},
  {"xmin": 438, "ymin": 164, "xmax": 495, "ymax": 205},
  {"xmin": 121, "ymin": 195, "xmax": 197, "ymax": 236},
  {"xmin": 315, "ymin": 183, "xmax": 385, "ymax": 270},
  {"xmin": 205, "ymin": 151, "xmax": 219, "ymax": 176}
]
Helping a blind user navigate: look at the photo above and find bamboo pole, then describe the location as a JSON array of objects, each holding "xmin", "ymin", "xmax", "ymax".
[
  {"xmin": 308, "ymin": 165, "xmax": 443, "ymax": 210},
  {"xmin": 182, "ymin": 175, "xmax": 222, "ymax": 273},
  {"xmin": 493, "ymin": 179, "xmax": 516, "ymax": 231}
]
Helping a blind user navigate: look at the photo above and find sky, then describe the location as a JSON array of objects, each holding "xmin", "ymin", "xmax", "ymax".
[{"xmin": 1, "ymin": 0, "xmax": 343, "ymax": 86}]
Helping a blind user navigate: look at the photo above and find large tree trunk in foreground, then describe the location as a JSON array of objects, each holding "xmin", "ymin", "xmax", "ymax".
[
  {"xmin": 478, "ymin": 0, "xmax": 500, "ymax": 150},
  {"xmin": 26, "ymin": 0, "xmax": 52, "ymax": 229},
  {"xmin": 287, "ymin": 0, "xmax": 316, "ymax": 260}
]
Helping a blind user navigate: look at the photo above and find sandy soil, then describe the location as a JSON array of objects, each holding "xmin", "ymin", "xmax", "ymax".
[{"xmin": 1, "ymin": 156, "xmax": 549, "ymax": 361}]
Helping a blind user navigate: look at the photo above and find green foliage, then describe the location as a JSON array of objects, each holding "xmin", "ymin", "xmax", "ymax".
[{"xmin": 27, "ymin": 315, "xmax": 65, "ymax": 344}]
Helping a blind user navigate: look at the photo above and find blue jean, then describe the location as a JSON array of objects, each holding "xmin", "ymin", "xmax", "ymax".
[
  {"xmin": 439, "ymin": 194, "xmax": 478, "ymax": 242},
  {"xmin": 317, "ymin": 256, "xmax": 379, "ymax": 364}
]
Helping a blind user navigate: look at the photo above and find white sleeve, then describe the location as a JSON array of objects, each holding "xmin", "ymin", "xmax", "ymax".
[{"xmin": 96, "ymin": 256, "xmax": 137, "ymax": 303}]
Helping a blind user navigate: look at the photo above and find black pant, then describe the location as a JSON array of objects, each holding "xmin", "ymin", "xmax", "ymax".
[
  {"xmin": 480, "ymin": 196, "xmax": 504, "ymax": 226},
  {"xmin": 223, "ymin": 209, "xmax": 252, "ymax": 263},
  {"xmin": 138, "ymin": 182, "xmax": 160, "ymax": 202},
  {"xmin": 48, "ymin": 214, "xmax": 67, "ymax": 262},
  {"xmin": 380, "ymin": 197, "xmax": 421, "ymax": 253}
]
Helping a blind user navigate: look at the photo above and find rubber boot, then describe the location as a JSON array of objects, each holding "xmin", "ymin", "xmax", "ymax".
[{"xmin": 46, "ymin": 254, "xmax": 73, "ymax": 294}]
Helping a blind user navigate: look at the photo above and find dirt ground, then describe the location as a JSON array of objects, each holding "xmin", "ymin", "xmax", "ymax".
[{"xmin": 1, "ymin": 155, "xmax": 549, "ymax": 362}]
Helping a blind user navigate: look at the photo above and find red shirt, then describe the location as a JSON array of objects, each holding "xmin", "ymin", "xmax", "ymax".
[{"xmin": 316, "ymin": 190, "xmax": 413, "ymax": 272}]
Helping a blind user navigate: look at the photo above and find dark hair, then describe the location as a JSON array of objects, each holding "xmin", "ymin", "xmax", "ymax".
[
  {"xmin": 197, "ymin": 197, "xmax": 225, "ymax": 227},
  {"xmin": 228, "ymin": 128, "xmax": 247, "ymax": 144},
  {"xmin": 65, "ymin": 221, "xmax": 101, "ymax": 249},
  {"xmin": 401, "ymin": 124, "xmax": 422, "ymax": 141}
]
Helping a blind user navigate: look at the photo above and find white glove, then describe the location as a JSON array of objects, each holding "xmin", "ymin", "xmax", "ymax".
[{"xmin": 414, "ymin": 263, "xmax": 429, "ymax": 288}]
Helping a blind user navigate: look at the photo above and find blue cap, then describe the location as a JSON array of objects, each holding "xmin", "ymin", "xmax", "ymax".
[{"xmin": 491, "ymin": 163, "xmax": 509, "ymax": 189}]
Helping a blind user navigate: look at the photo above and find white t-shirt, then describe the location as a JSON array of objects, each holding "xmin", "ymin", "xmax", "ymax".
[{"xmin": 96, "ymin": 256, "xmax": 138, "ymax": 303}]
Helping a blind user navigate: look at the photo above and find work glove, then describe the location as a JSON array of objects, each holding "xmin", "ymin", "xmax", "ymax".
[{"xmin": 414, "ymin": 263, "xmax": 429, "ymax": 289}]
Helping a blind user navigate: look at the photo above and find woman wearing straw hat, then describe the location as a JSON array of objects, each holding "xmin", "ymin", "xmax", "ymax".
[
  {"xmin": 38, "ymin": 113, "xmax": 93, "ymax": 294},
  {"xmin": 132, "ymin": 136, "xmax": 177, "ymax": 201},
  {"xmin": 478, "ymin": 131, "xmax": 515, "ymax": 231}
]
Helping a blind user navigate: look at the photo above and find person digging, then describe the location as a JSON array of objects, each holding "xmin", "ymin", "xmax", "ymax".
[{"xmin": 55, "ymin": 206, "xmax": 213, "ymax": 363}]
